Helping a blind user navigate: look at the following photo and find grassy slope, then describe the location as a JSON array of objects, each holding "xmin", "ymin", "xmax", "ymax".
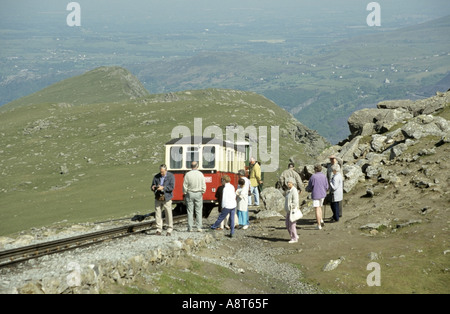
[
  {"xmin": 0, "ymin": 84, "xmax": 324, "ymax": 236},
  {"xmin": 1, "ymin": 66, "xmax": 150, "ymax": 111}
]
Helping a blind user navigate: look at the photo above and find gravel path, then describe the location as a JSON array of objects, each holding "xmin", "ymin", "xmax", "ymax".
[
  {"xmin": 195, "ymin": 230, "xmax": 322, "ymax": 294},
  {"xmin": 0, "ymin": 214, "xmax": 322, "ymax": 294}
]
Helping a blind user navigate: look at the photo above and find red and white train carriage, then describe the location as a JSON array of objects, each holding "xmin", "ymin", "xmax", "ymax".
[{"xmin": 165, "ymin": 136, "xmax": 251, "ymax": 217}]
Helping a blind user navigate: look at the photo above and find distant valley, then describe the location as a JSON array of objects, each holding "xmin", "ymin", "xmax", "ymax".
[
  {"xmin": 1, "ymin": 8, "xmax": 449, "ymax": 143},
  {"xmin": 128, "ymin": 16, "xmax": 450, "ymax": 143}
]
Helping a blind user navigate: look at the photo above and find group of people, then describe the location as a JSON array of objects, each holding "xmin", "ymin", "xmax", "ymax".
[
  {"xmin": 150, "ymin": 158, "xmax": 263, "ymax": 238},
  {"xmin": 149, "ymin": 155, "xmax": 343, "ymax": 243},
  {"xmin": 280, "ymin": 155, "xmax": 343, "ymax": 243}
]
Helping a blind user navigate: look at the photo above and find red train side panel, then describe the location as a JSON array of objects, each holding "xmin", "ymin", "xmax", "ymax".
[{"xmin": 171, "ymin": 171, "xmax": 239, "ymax": 205}]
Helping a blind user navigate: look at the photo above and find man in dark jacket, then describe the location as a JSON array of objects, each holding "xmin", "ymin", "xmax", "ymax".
[{"xmin": 151, "ymin": 164, "xmax": 175, "ymax": 236}]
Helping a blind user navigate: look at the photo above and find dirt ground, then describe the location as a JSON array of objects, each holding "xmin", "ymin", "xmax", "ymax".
[
  {"xmin": 111, "ymin": 141, "xmax": 449, "ymax": 294},
  {"xmin": 112, "ymin": 195, "xmax": 448, "ymax": 294}
]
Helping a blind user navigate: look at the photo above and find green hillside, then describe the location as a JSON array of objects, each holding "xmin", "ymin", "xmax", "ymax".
[
  {"xmin": 1, "ymin": 67, "xmax": 150, "ymax": 111},
  {"xmin": 0, "ymin": 67, "xmax": 328, "ymax": 236}
]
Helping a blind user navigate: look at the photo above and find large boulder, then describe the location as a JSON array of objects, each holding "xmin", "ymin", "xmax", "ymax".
[
  {"xmin": 371, "ymin": 134, "xmax": 388, "ymax": 153},
  {"xmin": 347, "ymin": 108, "xmax": 413, "ymax": 138},
  {"xmin": 342, "ymin": 164, "xmax": 364, "ymax": 193},
  {"xmin": 260, "ymin": 187, "xmax": 285, "ymax": 211},
  {"xmin": 347, "ymin": 108, "xmax": 379, "ymax": 136},
  {"xmin": 338, "ymin": 136, "xmax": 362, "ymax": 163},
  {"xmin": 373, "ymin": 109, "xmax": 413, "ymax": 133},
  {"xmin": 401, "ymin": 115, "xmax": 449, "ymax": 140}
]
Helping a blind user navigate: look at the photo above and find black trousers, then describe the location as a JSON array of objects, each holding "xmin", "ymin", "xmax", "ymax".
[{"xmin": 331, "ymin": 201, "xmax": 342, "ymax": 221}]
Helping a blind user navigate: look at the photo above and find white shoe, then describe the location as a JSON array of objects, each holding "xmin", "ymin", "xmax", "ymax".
[
  {"xmin": 321, "ymin": 219, "xmax": 324, "ymax": 224},
  {"xmin": 288, "ymin": 239, "xmax": 298, "ymax": 244},
  {"xmin": 316, "ymin": 225, "xmax": 322, "ymax": 230},
  {"xmin": 243, "ymin": 225, "xmax": 249, "ymax": 230}
]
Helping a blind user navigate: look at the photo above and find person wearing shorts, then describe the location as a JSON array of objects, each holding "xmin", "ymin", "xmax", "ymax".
[{"xmin": 306, "ymin": 164, "xmax": 329, "ymax": 230}]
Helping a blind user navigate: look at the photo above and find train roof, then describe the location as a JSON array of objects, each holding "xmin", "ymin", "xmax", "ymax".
[{"xmin": 165, "ymin": 136, "xmax": 249, "ymax": 150}]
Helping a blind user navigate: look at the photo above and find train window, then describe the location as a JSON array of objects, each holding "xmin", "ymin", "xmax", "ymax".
[
  {"xmin": 170, "ymin": 146, "xmax": 183, "ymax": 169},
  {"xmin": 185, "ymin": 146, "xmax": 199, "ymax": 168},
  {"xmin": 202, "ymin": 146, "xmax": 215, "ymax": 169}
]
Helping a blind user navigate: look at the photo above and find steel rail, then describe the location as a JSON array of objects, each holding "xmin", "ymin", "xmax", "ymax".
[{"xmin": 0, "ymin": 214, "xmax": 188, "ymax": 268}]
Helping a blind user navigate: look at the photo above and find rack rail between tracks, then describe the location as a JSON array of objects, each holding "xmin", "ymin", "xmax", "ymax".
[{"xmin": 0, "ymin": 215, "xmax": 188, "ymax": 268}]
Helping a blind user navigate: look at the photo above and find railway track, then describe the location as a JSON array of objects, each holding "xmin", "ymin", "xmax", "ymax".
[{"xmin": 0, "ymin": 214, "xmax": 188, "ymax": 268}]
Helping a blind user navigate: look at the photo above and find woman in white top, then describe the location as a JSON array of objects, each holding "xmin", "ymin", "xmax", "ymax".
[
  {"xmin": 211, "ymin": 175, "xmax": 237, "ymax": 237},
  {"xmin": 329, "ymin": 164, "xmax": 343, "ymax": 222},
  {"xmin": 285, "ymin": 178, "xmax": 300, "ymax": 243}
]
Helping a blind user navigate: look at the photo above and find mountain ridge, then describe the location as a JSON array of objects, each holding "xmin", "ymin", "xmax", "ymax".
[{"xmin": 1, "ymin": 67, "xmax": 150, "ymax": 112}]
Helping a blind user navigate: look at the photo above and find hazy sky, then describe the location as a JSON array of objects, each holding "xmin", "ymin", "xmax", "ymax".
[{"xmin": 1, "ymin": 0, "xmax": 450, "ymax": 33}]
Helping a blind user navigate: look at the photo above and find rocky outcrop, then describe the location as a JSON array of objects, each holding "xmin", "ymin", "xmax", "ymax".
[
  {"xmin": 309, "ymin": 91, "xmax": 450, "ymax": 194},
  {"xmin": 348, "ymin": 108, "xmax": 413, "ymax": 139},
  {"xmin": 348, "ymin": 92, "xmax": 450, "ymax": 140},
  {"xmin": 283, "ymin": 118, "xmax": 330, "ymax": 161},
  {"xmin": 377, "ymin": 92, "xmax": 447, "ymax": 117}
]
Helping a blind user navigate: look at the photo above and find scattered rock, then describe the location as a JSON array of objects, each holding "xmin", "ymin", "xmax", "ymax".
[
  {"xmin": 390, "ymin": 143, "xmax": 408, "ymax": 160},
  {"xmin": 0, "ymin": 237, "xmax": 15, "ymax": 248},
  {"xmin": 365, "ymin": 188, "xmax": 375, "ymax": 198},
  {"xmin": 420, "ymin": 207, "xmax": 434, "ymax": 215},
  {"xmin": 66, "ymin": 262, "xmax": 82, "ymax": 288},
  {"xmin": 365, "ymin": 165, "xmax": 380, "ymax": 179},
  {"xmin": 368, "ymin": 252, "xmax": 379, "ymax": 261},
  {"xmin": 12, "ymin": 235, "xmax": 35, "ymax": 246},
  {"xmin": 17, "ymin": 282, "xmax": 44, "ymax": 295},
  {"xmin": 395, "ymin": 220, "xmax": 422, "ymax": 229},
  {"xmin": 59, "ymin": 164, "xmax": 69, "ymax": 175},
  {"xmin": 322, "ymin": 257, "xmax": 345, "ymax": 272},
  {"xmin": 360, "ymin": 222, "xmax": 389, "ymax": 231}
]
